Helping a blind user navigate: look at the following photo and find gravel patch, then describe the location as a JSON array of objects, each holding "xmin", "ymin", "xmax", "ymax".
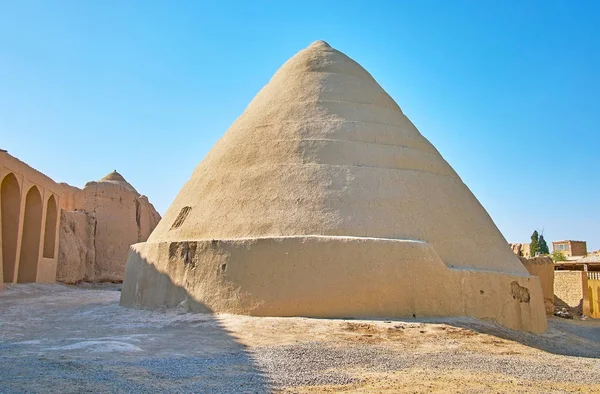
[{"xmin": 251, "ymin": 341, "xmax": 600, "ymax": 388}]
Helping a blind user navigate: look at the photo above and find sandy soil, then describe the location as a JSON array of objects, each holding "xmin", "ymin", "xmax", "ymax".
[{"xmin": 1, "ymin": 283, "xmax": 599, "ymax": 393}]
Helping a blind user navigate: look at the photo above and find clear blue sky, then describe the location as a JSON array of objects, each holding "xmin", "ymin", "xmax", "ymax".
[{"xmin": 1, "ymin": 1, "xmax": 598, "ymax": 250}]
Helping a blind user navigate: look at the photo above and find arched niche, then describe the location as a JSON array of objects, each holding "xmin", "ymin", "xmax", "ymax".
[
  {"xmin": 1, "ymin": 173, "xmax": 21, "ymax": 283},
  {"xmin": 17, "ymin": 185, "xmax": 42, "ymax": 283},
  {"xmin": 43, "ymin": 195, "xmax": 57, "ymax": 258}
]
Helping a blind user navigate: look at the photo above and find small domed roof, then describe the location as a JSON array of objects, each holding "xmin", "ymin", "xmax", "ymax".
[
  {"xmin": 98, "ymin": 170, "xmax": 138, "ymax": 193},
  {"xmin": 100, "ymin": 170, "xmax": 127, "ymax": 183}
]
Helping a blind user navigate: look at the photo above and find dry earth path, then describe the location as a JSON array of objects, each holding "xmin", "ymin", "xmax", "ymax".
[{"xmin": 1, "ymin": 284, "xmax": 599, "ymax": 393}]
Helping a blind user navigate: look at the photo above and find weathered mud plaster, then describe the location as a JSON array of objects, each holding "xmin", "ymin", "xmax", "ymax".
[
  {"xmin": 120, "ymin": 41, "xmax": 547, "ymax": 332},
  {"xmin": 57, "ymin": 170, "xmax": 161, "ymax": 283},
  {"xmin": 122, "ymin": 236, "xmax": 546, "ymax": 332}
]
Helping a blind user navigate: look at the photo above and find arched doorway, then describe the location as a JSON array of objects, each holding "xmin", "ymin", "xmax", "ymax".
[
  {"xmin": 43, "ymin": 195, "xmax": 57, "ymax": 258},
  {"xmin": 1, "ymin": 173, "xmax": 21, "ymax": 283},
  {"xmin": 17, "ymin": 186, "xmax": 42, "ymax": 283}
]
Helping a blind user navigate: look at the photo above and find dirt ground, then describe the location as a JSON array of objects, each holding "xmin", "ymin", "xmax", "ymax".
[{"xmin": 1, "ymin": 284, "xmax": 599, "ymax": 393}]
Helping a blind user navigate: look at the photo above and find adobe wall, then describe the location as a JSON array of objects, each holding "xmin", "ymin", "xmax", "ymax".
[
  {"xmin": 57, "ymin": 183, "xmax": 85, "ymax": 212},
  {"xmin": 56, "ymin": 177, "xmax": 161, "ymax": 283},
  {"xmin": 519, "ymin": 256, "xmax": 554, "ymax": 314},
  {"xmin": 81, "ymin": 181, "xmax": 161, "ymax": 281},
  {"xmin": 0, "ymin": 151, "xmax": 62, "ymax": 283},
  {"xmin": 56, "ymin": 210, "xmax": 95, "ymax": 283},
  {"xmin": 121, "ymin": 236, "xmax": 547, "ymax": 333},
  {"xmin": 554, "ymin": 271, "xmax": 586, "ymax": 314}
]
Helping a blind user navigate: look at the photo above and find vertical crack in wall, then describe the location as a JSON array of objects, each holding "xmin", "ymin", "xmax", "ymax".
[
  {"xmin": 135, "ymin": 198, "xmax": 142, "ymax": 242},
  {"xmin": 91, "ymin": 216, "xmax": 97, "ymax": 278}
]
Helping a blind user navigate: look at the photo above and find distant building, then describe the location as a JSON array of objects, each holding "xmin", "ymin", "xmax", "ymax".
[
  {"xmin": 510, "ymin": 243, "xmax": 531, "ymax": 258},
  {"xmin": 555, "ymin": 254, "xmax": 600, "ymax": 272},
  {"xmin": 552, "ymin": 240, "xmax": 587, "ymax": 258}
]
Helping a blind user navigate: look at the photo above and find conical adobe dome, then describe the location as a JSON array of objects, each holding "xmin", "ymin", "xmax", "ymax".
[
  {"xmin": 149, "ymin": 40, "xmax": 514, "ymax": 274},
  {"xmin": 122, "ymin": 41, "xmax": 547, "ymax": 332}
]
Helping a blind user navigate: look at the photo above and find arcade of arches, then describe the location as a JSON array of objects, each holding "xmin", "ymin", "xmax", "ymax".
[
  {"xmin": 1, "ymin": 151, "xmax": 62, "ymax": 283},
  {"xmin": 1, "ymin": 150, "xmax": 162, "ymax": 286}
]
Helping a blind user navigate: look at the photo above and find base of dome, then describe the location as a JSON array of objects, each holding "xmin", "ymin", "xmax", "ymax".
[{"xmin": 120, "ymin": 236, "xmax": 547, "ymax": 333}]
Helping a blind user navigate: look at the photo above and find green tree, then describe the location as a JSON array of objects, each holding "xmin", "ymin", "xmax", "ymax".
[
  {"xmin": 530, "ymin": 230, "xmax": 539, "ymax": 256},
  {"xmin": 538, "ymin": 235, "xmax": 549, "ymax": 255},
  {"xmin": 552, "ymin": 251, "xmax": 567, "ymax": 261}
]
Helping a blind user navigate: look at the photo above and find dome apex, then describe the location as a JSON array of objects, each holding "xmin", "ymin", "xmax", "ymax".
[
  {"xmin": 98, "ymin": 170, "xmax": 137, "ymax": 193},
  {"xmin": 100, "ymin": 170, "xmax": 126, "ymax": 183},
  {"xmin": 309, "ymin": 40, "xmax": 331, "ymax": 48}
]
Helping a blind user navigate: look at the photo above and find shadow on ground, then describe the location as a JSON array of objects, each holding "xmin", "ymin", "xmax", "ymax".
[{"xmin": 0, "ymin": 258, "xmax": 272, "ymax": 393}]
